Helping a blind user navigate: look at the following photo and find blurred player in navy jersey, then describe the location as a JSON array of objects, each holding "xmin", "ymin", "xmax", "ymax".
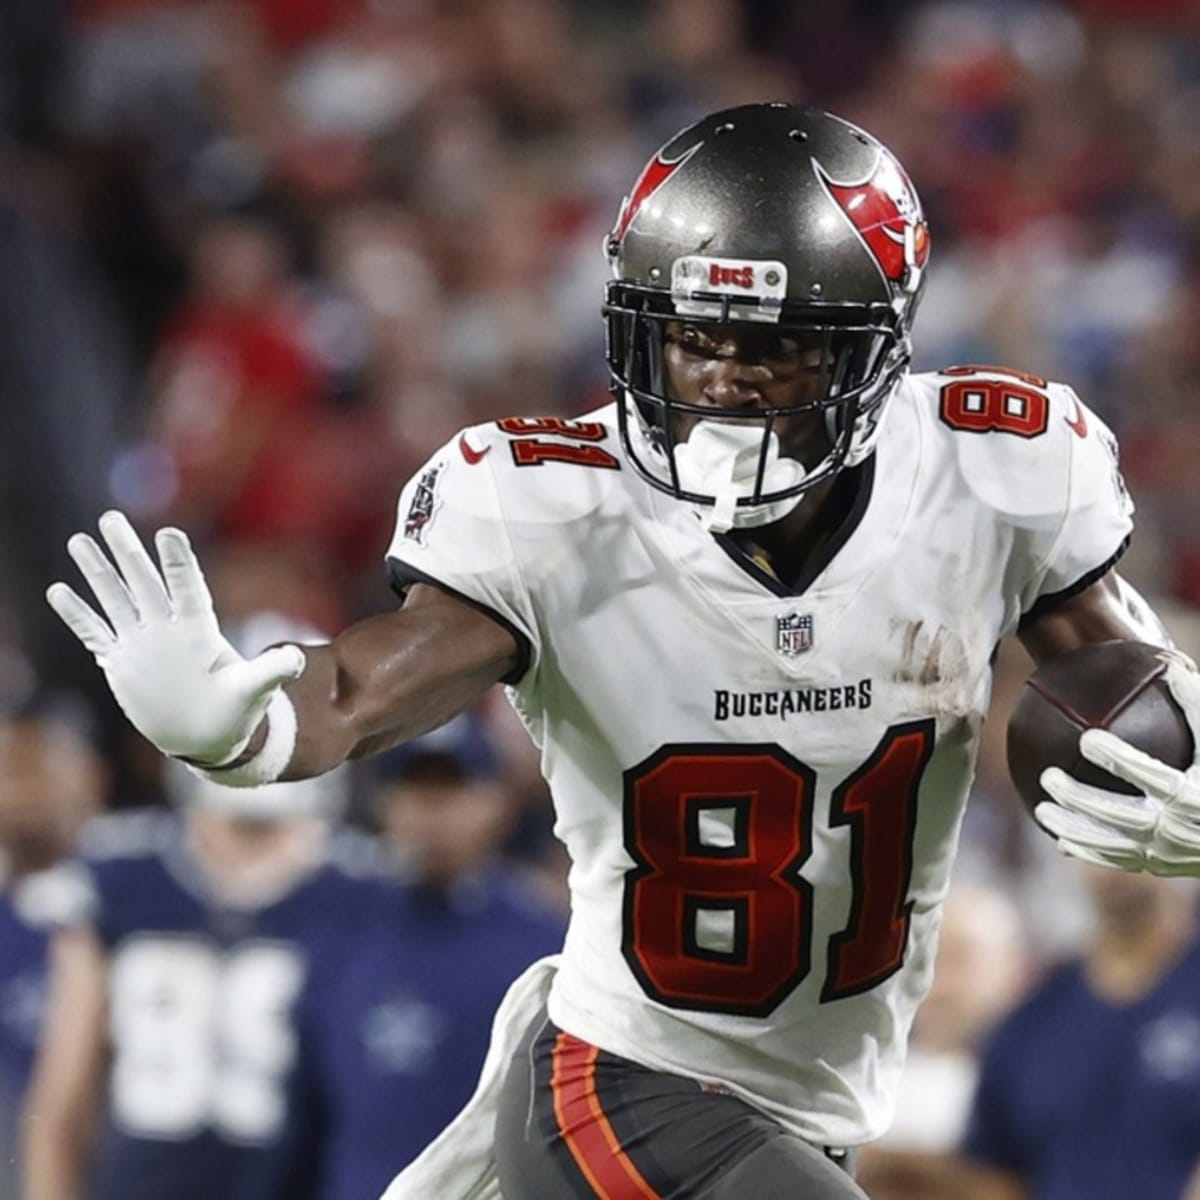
[
  {"xmin": 0, "ymin": 712, "xmax": 102, "ymax": 1199},
  {"xmin": 21, "ymin": 763, "xmax": 391, "ymax": 1200},
  {"xmin": 21, "ymin": 620, "xmax": 397, "ymax": 1200},
  {"xmin": 855, "ymin": 869, "xmax": 1200, "ymax": 1200},
  {"xmin": 46, "ymin": 105, "xmax": 1200, "ymax": 1198},
  {"xmin": 297, "ymin": 715, "xmax": 564, "ymax": 1200},
  {"xmin": 961, "ymin": 867, "xmax": 1200, "ymax": 1200}
]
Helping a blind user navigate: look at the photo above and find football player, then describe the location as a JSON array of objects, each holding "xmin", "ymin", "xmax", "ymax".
[
  {"xmin": 962, "ymin": 866, "xmax": 1200, "ymax": 1199},
  {"xmin": 20, "ymin": 659, "xmax": 394, "ymax": 1200},
  {"xmin": 296, "ymin": 719, "xmax": 565, "ymax": 1200},
  {"xmin": 0, "ymin": 712, "xmax": 101, "ymax": 1197},
  {"xmin": 45, "ymin": 104, "xmax": 1200, "ymax": 1198}
]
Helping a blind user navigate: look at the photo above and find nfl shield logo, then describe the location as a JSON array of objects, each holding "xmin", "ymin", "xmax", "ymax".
[{"xmin": 776, "ymin": 612, "xmax": 813, "ymax": 656}]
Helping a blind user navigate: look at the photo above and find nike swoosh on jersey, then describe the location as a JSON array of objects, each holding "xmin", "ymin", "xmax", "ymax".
[
  {"xmin": 458, "ymin": 434, "xmax": 491, "ymax": 465},
  {"xmin": 1064, "ymin": 396, "xmax": 1088, "ymax": 439}
]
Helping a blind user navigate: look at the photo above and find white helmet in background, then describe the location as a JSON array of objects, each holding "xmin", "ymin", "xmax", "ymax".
[{"xmin": 168, "ymin": 611, "xmax": 349, "ymax": 822}]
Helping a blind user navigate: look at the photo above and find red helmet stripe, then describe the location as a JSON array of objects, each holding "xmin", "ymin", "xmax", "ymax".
[
  {"xmin": 611, "ymin": 142, "xmax": 703, "ymax": 246},
  {"xmin": 817, "ymin": 156, "xmax": 929, "ymax": 286}
]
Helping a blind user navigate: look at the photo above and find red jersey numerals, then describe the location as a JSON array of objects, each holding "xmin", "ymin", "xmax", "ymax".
[
  {"xmin": 823, "ymin": 722, "xmax": 933, "ymax": 1000},
  {"xmin": 496, "ymin": 416, "xmax": 620, "ymax": 470},
  {"xmin": 621, "ymin": 721, "xmax": 935, "ymax": 1017},
  {"xmin": 622, "ymin": 747, "xmax": 815, "ymax": 1016},
  {"xmin": 939, "ymin": 365, "xmax": 1050, "ymax": 438}
]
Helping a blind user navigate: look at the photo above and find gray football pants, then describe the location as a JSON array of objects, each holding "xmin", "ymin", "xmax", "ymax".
[{"xmin": 493, "ymin": 1011, "xmax": 868, "ymax": 1199}]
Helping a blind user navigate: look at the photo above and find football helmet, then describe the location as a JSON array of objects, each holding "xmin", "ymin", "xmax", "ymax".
[{"xmin": 604, "ymin": 103, "xmax": 929, "ymax": 528}]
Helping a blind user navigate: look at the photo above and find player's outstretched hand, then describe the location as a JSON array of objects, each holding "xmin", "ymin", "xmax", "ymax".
[
  {"xmin": 1036, "ymin": 651, "xmax": 1200, "ymax": 876},
  {"xmin": 46, "ymin": 511, "xmax": 306, "ymax": 766}
]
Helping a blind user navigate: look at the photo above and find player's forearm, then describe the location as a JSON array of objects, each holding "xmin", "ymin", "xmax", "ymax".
[
  {"xmin": 281, "ymin": 592, "xmax": 519, "ymax": 779},
  {"xmin": 21, "ymin": 1120, "xmax": 88, "ymax": 1200}
]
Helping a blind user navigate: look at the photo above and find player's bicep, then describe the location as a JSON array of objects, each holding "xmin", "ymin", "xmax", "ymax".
[
  {"xmin": 285, "ymin": 584, "xmax": 518, "ymax": 774},
  {"xmin": 1018, "ymin": 572, "xmax": 1171, "ymax": 665}
]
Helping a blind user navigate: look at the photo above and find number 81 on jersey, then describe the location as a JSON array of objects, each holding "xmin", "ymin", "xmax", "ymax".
[{"xmin": 621, "ymin": 720, "xmax": 934, "ymax": 1016}]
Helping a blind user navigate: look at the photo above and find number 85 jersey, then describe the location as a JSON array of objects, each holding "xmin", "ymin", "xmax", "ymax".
[{"xmin": 386, "ymin": 368, "xmax": 1132, "ymax": 1149}]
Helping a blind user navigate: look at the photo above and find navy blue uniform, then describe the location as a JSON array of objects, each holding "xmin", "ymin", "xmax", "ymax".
[
  {"xmin": 76, "ymin": 813, "xmax": 394, "ymax": 1200},
  {"xmin": 300, "ymin": 870, "xmax": 563, "ymax": 1200},
  {"xmin": 964, "ymin": 940, "xmax": 1200, "ymax": 1200},
  {"xmin": 0, "ymin": 889, "xmax": 52, "ymax": 1103},
  {"xmin": 0, "ymin": 882, "xmax": 57, "ymax": 1196}
]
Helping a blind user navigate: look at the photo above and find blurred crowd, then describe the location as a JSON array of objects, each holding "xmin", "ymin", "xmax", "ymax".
[{"xmin": 3, "ymin": 0, "xmax": 1200, "ymax": 1196}]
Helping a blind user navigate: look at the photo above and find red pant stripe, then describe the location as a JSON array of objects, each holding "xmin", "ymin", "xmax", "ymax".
[{"xmin": 550, "ymin": 1033, "xmax": 662, "ymax": 1200}]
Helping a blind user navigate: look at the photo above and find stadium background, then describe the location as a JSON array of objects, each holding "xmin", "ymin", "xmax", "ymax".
[{"xmin": 2, "ymin": 0, "xmax": 1200, "ymax": 1190}]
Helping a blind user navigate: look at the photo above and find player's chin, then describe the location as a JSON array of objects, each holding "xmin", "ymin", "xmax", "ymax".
[{"xmin": 777, "ymin": 421, "xmax": 834, "ymax": 467}]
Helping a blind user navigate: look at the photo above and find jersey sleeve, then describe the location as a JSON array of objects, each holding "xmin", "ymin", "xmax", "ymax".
[
  {"xmin": 937, "ymin": 372, "xmax": 1134, "ymax": 624},
  {"xmin": 385, "ymin": 427, "xmax": 539, "ymax": 685},
  {"xmin": 1015, "ymin": 386, "xmax": 1133, "ymax": 622}
]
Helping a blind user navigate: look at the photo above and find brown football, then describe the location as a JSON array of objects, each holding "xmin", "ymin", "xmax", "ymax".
[{"xmin": 1007, "ymin": 640, "xmax": 1194, "ymax": 817}]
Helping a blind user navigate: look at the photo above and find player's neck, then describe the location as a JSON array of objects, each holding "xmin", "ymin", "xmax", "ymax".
[
  {"xmin": 185, "ymin": 811, "xmax": 327, "ymax": 908},
  {"xmin": 1085, "ymin": 905, "xmax": 1197, "ymax": 1004},
  {"xmin": 729, "ymin": 465, "xmax": 862, "ymax": 588}
]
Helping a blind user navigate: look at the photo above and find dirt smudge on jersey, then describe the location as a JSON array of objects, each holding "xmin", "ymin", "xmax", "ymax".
[
  {"xmin": 894, "ymin": 619, "xmax": 938, "ymax": 684},
  {"xmin": 890, "ymin": 618, "xmax": 982, "ymax": 723}
]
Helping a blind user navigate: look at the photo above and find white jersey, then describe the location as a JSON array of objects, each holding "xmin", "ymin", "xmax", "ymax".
[{"xmin": 385, "ymin": 367, "xmax": 1133, "ymax": 1147}]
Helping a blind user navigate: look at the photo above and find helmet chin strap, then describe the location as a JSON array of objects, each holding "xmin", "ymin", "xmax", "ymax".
[{"xmin": 672, "ymin": 420, "xmax": 808, "ymax": 533}]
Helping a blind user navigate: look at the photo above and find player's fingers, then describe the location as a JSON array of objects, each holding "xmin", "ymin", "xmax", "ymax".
[
  {"xmin": 1159, "ymin": 647, "xmax": 1199, "ymax": 674},
  {"xmin": 1164, "ymin": 655, "xmax": 1200, "ymax": 756},
  {"xmin": 1036, "ymin": 806, "xmax": 1128, "ymax": 854},
  {"xmin": 1166, "ymin": 785, "xmax": 1200, "ymax": 829},
  {"xmin": 1145, "ymin": 858, "xmax": 1200, "ymax": 877},
  {"xmin": 155, "ymin": 527, "xmax": 214, "ymax": 619},
  {"xmin": 1145, "ymin": 840, "xmax": 1200, "ymax": 876},
  {"xmin": 233, "ymin": 645, "xmax": 307, "ymax": 703},
  {"xmin": 67, "ymin": 531, "xmax": 140, "ymax": 630},
  {"xmin": 1033, "ymin": 797, "xmax": 1097, "ymax": 841},
  {"xmin": 98, "ymin": 511, "xmax": 171, "ymax": 621},
  {"xmin": 1039, "ymin": 766, "xmax": 1159, "ymax": 833},
  {"xmin": 1157, "ymin": 808, "xmax": 1200, "ymax": 853},
  {"xmin": 45, "ymin": 583, "xmax": 117, "ymax": 656},
  {"xmin": 1034, "ymin": 794, "xmax": 1146, "ymax": 854},
  {"xmin": 1055, "ymin": 838, "xmax": 1137, "ymax": 872},
  {"xmin": 1077, "ymin": 728, "xmax": 1182, "ymax": 801}
]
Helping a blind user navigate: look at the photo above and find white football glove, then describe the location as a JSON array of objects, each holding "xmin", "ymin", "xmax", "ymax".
[
  {"xmin": 1035, "ymin": 650, "xmax": 1200, "ymax": 877},
  {"xmin": 46, "ymin": 511, "xmax": 306, "ymax": 770}
]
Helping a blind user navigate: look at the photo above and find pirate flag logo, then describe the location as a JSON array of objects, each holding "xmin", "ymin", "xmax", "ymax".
[{"xmin": 816, "ymin": 151, "xmax": 930, "ymax": 294}]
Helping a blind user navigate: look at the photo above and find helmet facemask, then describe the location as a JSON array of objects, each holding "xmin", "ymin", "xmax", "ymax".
[
  {"xmin": 603, "ymin": 104, "xmax": 928, "ymax": 532},
  {"xmin": 605, "ymin": 281, "xmax": 909, "ymax": 531}
]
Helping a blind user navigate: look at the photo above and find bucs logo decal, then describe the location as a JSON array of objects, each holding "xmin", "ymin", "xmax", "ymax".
[
  {"xmin": 816, "ymin": 152, "xmax": 929, "ymax": 292},
  {"xmin": 608, "ymin": 141, "xmax": 704, "ymax": 252},
  {"xmin": 403, "ymin": 461, "xmax": 445, "ymax": 545}
]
